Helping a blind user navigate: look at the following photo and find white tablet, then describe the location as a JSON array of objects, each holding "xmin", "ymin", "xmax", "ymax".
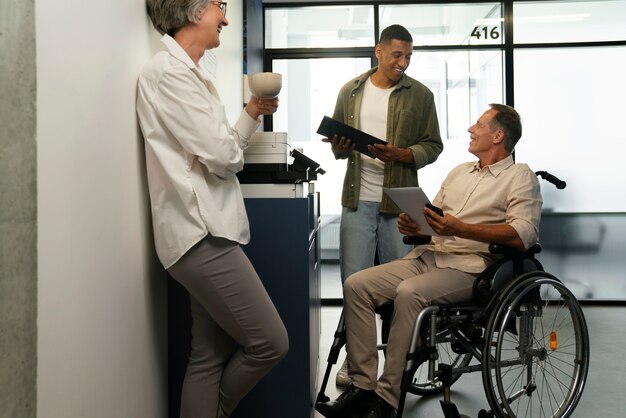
[{"xmin": 383, "ymin": 187, "xmax": 450, "ymax": 238}]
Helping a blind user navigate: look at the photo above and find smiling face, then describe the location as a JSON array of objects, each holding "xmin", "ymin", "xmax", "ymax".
[
  {"xmin": 197, "ymin": 2, "xmax": 229, "ymax": 50},
  {"xmin": 372, "ymin": 39, "xmax": 413, "ymax": 88},
  {"xmin": 468, "ymin": 108, "xmax": 504, "ymax": 160}
]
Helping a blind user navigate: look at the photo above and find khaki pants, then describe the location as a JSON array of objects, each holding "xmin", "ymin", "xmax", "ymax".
[
  {"xmin": 168, "ymin": 235, "xmax": 289, "ymax": 418},
  {"xmin": 343, "ymin": 251, "xmax": 475, "ymax": 408}
]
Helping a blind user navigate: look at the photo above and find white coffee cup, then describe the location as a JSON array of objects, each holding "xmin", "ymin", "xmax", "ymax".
[{"xmin": 248, "ymin": 72, "xmax": 282, "ymax": 99}]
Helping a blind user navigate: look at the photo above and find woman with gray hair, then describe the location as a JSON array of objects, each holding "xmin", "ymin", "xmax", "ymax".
[{"xmin": 136, "ymin": 1, "xmax": 289, "ymax": 417}]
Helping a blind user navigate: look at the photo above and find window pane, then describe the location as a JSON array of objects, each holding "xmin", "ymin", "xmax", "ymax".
[
  {"xmin": 271, "ymin": 58, "xmax": 372, "ymax": 217},
  {"xmin": 404, "ymin": 49, "xmax": 504, "ymax": 197},
  {"xmin": 540, "ymin": 214, "xmax": 626, "ymax": 300},
  {"xmin": 514, "ymin": 0, "xmax": 626, "ymax": 43},
  {"xmin": 271, "ymin": 58, "xmax": 371, "ymax": 141},
  {"xmin": 514, "ymin": 46, "xmax": 626, "ymax": 212},
  {"xmin": 379, "ymin": 3, "xmax": 503, "ymax": 46},
  {"xmin": 265, "ymin": 6, "xmax": 375, "ymax": 48}
]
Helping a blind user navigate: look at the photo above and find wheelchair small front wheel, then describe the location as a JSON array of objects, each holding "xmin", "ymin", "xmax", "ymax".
[
  {"xmin": 409, "ymin": 329, "xmax": 473, "ymax": 395},
  {"xmin": 481, "ymin": 272, "xmax": 590, "ymax": 418}
]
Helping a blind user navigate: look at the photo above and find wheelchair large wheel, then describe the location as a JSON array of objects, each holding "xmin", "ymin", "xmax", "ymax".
[
  {"xmin": 410, "ymin": 329, "xmax": 473, "ymax": 395},
  {"xmin": 482, "ymin": 272, "xmax": 589, "ymax": 418}
]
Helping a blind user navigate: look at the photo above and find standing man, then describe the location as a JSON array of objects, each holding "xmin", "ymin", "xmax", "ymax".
[{"xmin": 323, "ymin": 24, "xmax": 443, "ymax": 386}]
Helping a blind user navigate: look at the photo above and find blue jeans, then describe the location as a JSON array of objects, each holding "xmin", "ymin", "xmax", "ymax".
[{"xmin": 339, "ymin": 201, "xmax": 412, "ymax": 282}]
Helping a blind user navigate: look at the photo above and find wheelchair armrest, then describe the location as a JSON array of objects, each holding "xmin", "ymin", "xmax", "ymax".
[
  {"xmin": 403, "ymin": 235, "xmax": 431, "ymax": 246},
  {"xmin": 488, "ymin": 243, "xmax": 542, "ymax": 258}
]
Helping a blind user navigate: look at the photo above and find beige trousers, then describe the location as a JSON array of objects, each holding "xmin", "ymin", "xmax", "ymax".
[
  {"xmin": 168, "ymin": 235, "xmax": 289, "ymax": 418},
  {"xmin": 343, "ymin": 251, "xmax": 476, "ymax": 409}
]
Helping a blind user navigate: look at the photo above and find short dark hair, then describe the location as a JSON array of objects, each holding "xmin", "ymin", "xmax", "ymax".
[
  {"xmin": 379, "ymin": 24, "xmax": 413, "ymax": 44},
  {"xmin": 489, "ymin": 103, "xmax": 522, "ymax": 152}
]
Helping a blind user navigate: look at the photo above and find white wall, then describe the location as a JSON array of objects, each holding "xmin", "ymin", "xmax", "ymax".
[
  {"xmin": 36, "ymin": 0, "xmax": 167, "ymax": 416},
  {"xmin": 36, "ymin": 1, "xmax": 243, "ymax": 416}
]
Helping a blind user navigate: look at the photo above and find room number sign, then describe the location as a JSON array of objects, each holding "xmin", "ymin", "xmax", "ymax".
[{"xmin": 470, "ymin": 26, "xmax": 501, "ymax": 40}]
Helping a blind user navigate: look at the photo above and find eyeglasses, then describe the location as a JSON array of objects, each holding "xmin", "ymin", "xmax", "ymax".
[{"xmin": 211, "ymin": 1, "xmax": 227, "ymax": 17}]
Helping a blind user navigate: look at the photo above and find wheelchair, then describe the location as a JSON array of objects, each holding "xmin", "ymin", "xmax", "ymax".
[{"xmin": 315, "ymin": 172, "xmax": 590, "ymax": 418}]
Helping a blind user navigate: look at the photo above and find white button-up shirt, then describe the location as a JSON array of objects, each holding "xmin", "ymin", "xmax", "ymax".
[{"xmin": 136, "ymin": 35, "xmax": 259, "ymax": 268}]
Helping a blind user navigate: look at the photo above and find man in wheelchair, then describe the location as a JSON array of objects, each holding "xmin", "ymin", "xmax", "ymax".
[{"xmin": 316, "ymin": 104, "xmax": 543, "ymax": 418}]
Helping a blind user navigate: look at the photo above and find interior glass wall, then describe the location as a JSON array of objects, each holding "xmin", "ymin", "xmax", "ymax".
[
  {"xmin": 262, "ymin": 0, "xmax": 626, "ymax": 301},
  {"xmin": 513, "ymin": 0, "xmax": 626, "ymax": 43},
  {"xmin": 271, "ymin": 57, "xmax": 372, "ymax": 216},
  {"xmin": 405, "ymin": 49, "xmax": 504, "ymax": 196},
  {"xmin": 265, "ymin": 5, "xmax": 375, "ymax": 48},
  {"xmin": 514, "ymin": 46, "xmax": 626, "ymax": 212},
  {"xmin": 511, "ymin": 0, "xmax": 626, "ymax": 300},
  {"xmin": 379, "ymin": 3, "xmax": 503, "ymax": 46}
]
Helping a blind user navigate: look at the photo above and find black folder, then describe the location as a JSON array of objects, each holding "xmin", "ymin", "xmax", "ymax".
[{"xmin": 316, "ymin": 116, "xmax": 387, "ymax": 158}]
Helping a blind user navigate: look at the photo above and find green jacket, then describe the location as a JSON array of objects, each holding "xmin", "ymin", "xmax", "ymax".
[{"xmin": 332, "ymin": 67, "xmax": 443, "ymax": 214}]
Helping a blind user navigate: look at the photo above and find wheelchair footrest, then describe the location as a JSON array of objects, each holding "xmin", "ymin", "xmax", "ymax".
[
  {"xmin": 316, "ymin": 394, "xmax": 330, "ymax": 404},
  {"xmin": 440, "ymin": 400, "xmax": 461, "ymax": 418},
  {"xmin": 440, "ymin": 400, "xmax": 471, "ymax": 418}
]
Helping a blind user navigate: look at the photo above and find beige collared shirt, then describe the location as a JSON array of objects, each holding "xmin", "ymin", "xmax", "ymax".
[
  {"xmin": 136, "ymin": 35, "xmax": 260, "ymax": 268},
  {"xmin": 405, "ymin": 155, "xmax": 543, "ymax": 273}
]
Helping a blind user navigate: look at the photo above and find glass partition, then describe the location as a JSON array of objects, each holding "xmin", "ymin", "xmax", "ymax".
[
  {"xmin": 271, "ymin": 57, "xmax": 372, "ymax": 217},
  {"xmin": 514, "ymin": 0, "xmax": 626, "ymax": 43},
  {"xmin": 265, "ymin": 6, "xmax": 375, "ymax": 48},
  {"xmin": 263, "ymin": 1, "xmax": 626, "ymax": 302},
  {"xmin": 514, "ymin": 46, "xmax": 626, "ymax": 213},
  {"xmin": 271, "ymin": 58, "xmax": 372, "ymax": 142},
  {"xmin": 540, "ymin": 214, "xmax": 626, "ymax": 300},
  {"xmin": 379, "ymin": 3, "xmax": 503, "ymax": 46},
  {"xmin": 405, "ymin": 49, "xmax": 504, "ymax": 196}
]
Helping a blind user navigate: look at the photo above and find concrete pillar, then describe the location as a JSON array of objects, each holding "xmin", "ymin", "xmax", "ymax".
[{"xmin": 0, "ymin": 0, "xmax": 37, "ymax": 416}]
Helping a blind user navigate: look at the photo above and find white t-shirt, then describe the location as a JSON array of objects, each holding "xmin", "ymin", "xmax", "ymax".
[{"xmin": 359, "ymin": 77, "xmax": 395, "ymax": 202}]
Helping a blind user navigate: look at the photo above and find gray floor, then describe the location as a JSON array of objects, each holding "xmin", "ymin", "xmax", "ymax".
[
  {"xmin": 316, "ymin": 306, "xmax": 624, "ymax": 417},
  {"xmin": 315, "ymin": 265, "xmax": 626, "ymax": 417}
]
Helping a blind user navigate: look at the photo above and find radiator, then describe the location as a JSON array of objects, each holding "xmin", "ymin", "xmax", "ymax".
[{"xmin": 320, "ymin": 223, "xmax": 340, "ymax": 250}]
